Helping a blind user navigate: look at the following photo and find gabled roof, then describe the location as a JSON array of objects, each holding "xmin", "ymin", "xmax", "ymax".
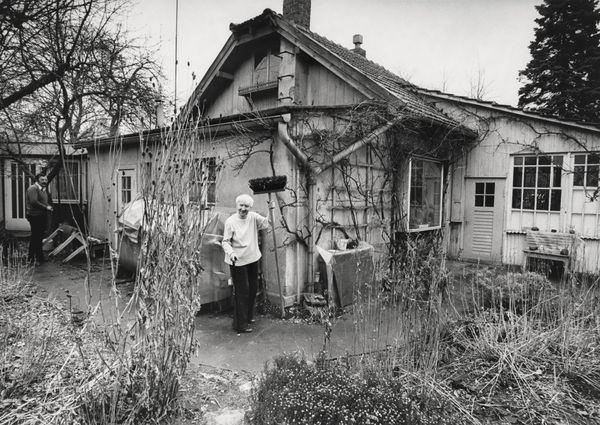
[
  {"xmin": 183, "ymin": 8, "xmax": 462, "ymax": 131},
  {"xmin": 184, "ymin": 7, "xmax": 600, "ymax": 138}
]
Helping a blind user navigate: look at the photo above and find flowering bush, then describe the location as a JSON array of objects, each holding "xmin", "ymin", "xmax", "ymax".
[{"xmin": 248, "ymin": 354, "xmax": 467, "ymax": 424}]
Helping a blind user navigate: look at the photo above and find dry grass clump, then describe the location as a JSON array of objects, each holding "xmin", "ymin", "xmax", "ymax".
[
  {"xmin": 440, "ymin": 269, "xmax": 600, "ymax": 423},
  {"xmin": 315, "ymin": 235, "xmax": 600, "ymax": 424},
  {"xmin": 0, "ymin": 260, "xmax": 119, "ymax": 424}
]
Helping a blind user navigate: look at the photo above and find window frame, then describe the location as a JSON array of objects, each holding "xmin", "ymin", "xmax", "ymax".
[
  {"xmin": 189, "ymin": 157, "xmax": 218, "ymax": 208},
  {"xmin": 50, "ymin": 159, "xmax": 81, "ymax": 203},
  {"xmin": 475, "ymin": 182, "xmax": 495, "ymax": 208},
  {"xmin": 253, "ymin": 47, "xmax": 281, "ymax": 86},
  {"xmin": 407, "ymin": 157, "xmax": 444, "ymax": 232},
  {"xmin": 511, "ymin": 154, "xmax": 563, "ymax": 213},
  {"xmin": 573, "ymin": 152, "xmax": 600, "ymax": 188}
]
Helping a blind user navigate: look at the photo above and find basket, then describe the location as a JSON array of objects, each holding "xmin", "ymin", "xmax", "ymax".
[{"xmin": 248, "ymin": 176, "xmax": 287, "ymax": 194}]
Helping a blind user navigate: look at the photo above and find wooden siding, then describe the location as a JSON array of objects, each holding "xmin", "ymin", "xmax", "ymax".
[
  {"xmin": 304, "ymin": 62, "xmax": 365, "ymax": 106},
  {"xmin": 432, "ymin": 99, "xmax": 600, "ymax": 272}
]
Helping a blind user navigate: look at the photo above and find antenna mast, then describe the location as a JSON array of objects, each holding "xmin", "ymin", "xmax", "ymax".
[{"xmin": 174, "ymin": 0, "xmax": 179, "ymax": 115}]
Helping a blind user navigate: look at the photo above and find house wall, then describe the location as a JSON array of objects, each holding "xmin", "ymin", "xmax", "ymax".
[
  {"xmin": 87, "ymin": 131, "xmax": 305, "ymax": 306},
  {"xmin": 430, "ymin": 99, "xmax": 600, "ymax": 272},
  {"xmin": 205, "ymin": 56, "xmax": 259, "ymax": 117}
]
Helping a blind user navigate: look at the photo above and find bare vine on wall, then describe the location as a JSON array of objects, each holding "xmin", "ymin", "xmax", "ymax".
[
  {"xmin": 224, "ymin": 100, "xmax": 475, "ymax": 256},
  {"xmin": 444, "ymin": 101, "xmax": 600, "ymax": 202}
]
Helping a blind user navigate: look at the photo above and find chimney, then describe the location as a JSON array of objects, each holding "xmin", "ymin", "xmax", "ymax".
[
  {"xmin": 283, "ymin": 0, "xmax": 311, "ymax": 28},
  {"xmin": 352, "ymin": 34, "xmax": 366, "ymax": 57},
  {"xmin": 155, "ymin": 98, "xmax": 165, "ymax": 127}
]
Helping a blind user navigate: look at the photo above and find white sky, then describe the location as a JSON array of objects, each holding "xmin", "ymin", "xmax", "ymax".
[{"xmin": 126, "ymin": 0, "xmax": 540, "ymax": 110}]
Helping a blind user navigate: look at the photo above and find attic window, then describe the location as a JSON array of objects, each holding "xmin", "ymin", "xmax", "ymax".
[
  {"xmin": 253, "ymin": 48, "xmax": 280, "ymax": 85},
  {"xmin": 239, "ymin": 48, "xmax": 281, "ymax": 96}
]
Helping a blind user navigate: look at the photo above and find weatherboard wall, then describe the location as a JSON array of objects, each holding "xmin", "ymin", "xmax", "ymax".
[{"xmin": 429, "ymin": 97, "xmax": 600, "ymax": 272}]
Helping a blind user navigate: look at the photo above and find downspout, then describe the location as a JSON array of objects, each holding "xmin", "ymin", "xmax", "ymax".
[
  {"xmin": 276, "ymin": 117, "xmax": 400, "ymax": 295},
  {"xmin": 276, "ymin": 116, "xmax": 316, "ymax": 296}
]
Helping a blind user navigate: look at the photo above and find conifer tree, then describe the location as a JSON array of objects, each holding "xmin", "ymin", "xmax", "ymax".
[{"xmin": 518, "ymin": 0, "xmax": 600, "ymax": 123}]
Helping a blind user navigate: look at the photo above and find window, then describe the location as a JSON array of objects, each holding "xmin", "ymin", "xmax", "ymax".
[
  {"xmin": 253, "ymin": 48, "xmax": 281, "ymax": 85},
  {"xmin": 408, "ymin": 158, "xmax": 443, "ymax": 231},
  {"xmin": 512, "ymin": 155, "xmax": 562, "ymax": 211},
  {"xmin": 475, "ymin": 182, "xmax": 495, "ymax": 207},
  {"xmin": 190, "ymin": 157, "xmax": 218, "ymax": 207},
  {"xmin": 121, "ymin": 174, "xmax": 132, "ymax": 205},
  {"xmin": 10, "ymin": 162, "xmax": 36, "ymax": 219},
  {"xmin": 50, "ymin": 160, "xmax": 80, "ymax": 202},
  {"xmin": 574, "ymin": 153, "xmax": 600, "ymax": 187}
]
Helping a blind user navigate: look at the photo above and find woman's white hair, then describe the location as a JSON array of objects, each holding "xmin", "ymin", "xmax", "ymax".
[{"xmin": 235, "ymin": 193, "xmax": 254, "ymax": 207}]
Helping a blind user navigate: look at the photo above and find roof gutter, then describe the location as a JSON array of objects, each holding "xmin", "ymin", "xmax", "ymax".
[{"xmin": 419, "ymin": 89, "xmax": 600, "ymax": 135}]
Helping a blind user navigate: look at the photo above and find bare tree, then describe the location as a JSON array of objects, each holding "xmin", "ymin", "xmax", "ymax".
[{"xmin": 0, "ymin": 0, "xmax": 162, "ymax": 179}]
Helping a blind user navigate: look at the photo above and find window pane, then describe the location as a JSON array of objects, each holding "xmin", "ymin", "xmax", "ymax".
[
  {"xmin": 553, "ymin": 165, "xmax": 562, "ymax": 187},
  {"xmin": 552, "ymin": 156, "xmax": 563, "ymax": 166},
  {"xmin": 207, "ymin": 184, "xmax": 216, "ymax": 204},
  {"xmin": 524, "ymin": 167, "xmax": 536, "ymax": 187},
  {"xmin": 409, "ymin": 159, "xmax": 441, "ymax": 229},
  {"xmin": 524, "ymin": 157, "xmax": 536, "ymax": 166},
  {"xmin": 550, "ymin": 190, "xmax": 561, "ymax": 211},
  {"xmin": 574, "ymin": 155, "xmax": 586, "ymax": 165},
  {"xmin": 513, "ymin": 167, "xmax": 522, "ymax": 187},
  {"xmin": 588, "ymin": 165, "xmax": 599, "ymax": 187},
  {"xmin": 485, "ymin": 195, "xmax": 494, "ymax": 207},
  {"xmin": 475, "ymin": 195, "xmax": 484, "ymax": 207},
  {"xmin": 514, "ymin": 157, "xmax": 523, "ymax": 165},
  {"xmin": 485, "ymin": 182, "xmax": 495, "ymax": 194},
  {"xmin": 574, "ymin": 166, "xmax": 585, "ymax": 186},
  {"xmin": 512, "ymin": 189, "xmax": 522, "ymax": 209},
  {"xmin": 538, "ymin": 156, "xmax": 551, "ymax": 165},
  {"xmin": 537, "ymin": 166, "xmax": 550, "ymax": 187},
  {"xmin": 537, "ymin": 189, "xmax": 549, "ymax": 210},
  {"xmin": 589, "ymin": 153, "xmax": 600, "ymax": 164},
  {"xmin": 476, "ymin": 182, "xmax": 484, "ymax": 194},
  {"xmin": 523, "ymin": 189, "xmax": 535, "ymax": 209}
]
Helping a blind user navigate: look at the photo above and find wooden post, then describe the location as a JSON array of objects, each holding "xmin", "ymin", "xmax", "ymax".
[{"xmin": 268, "ymin": 193, "xmax": 285, "ymax": 318}]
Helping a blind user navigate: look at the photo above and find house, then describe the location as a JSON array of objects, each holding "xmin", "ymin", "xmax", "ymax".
[
  {"xmin": 1, "ymin": 137, "xmax": 87, "ymax": 237},
  {"xmin": 416, "ymin": 89, "xmax": 600, "ymax": 273},
  {"xmin": 79, "ymin": 0, "xmax": 600, "ymax": 308},
  {"xmin": 79, "ymin": 0, "xmax": 475, "ymax": 306}
]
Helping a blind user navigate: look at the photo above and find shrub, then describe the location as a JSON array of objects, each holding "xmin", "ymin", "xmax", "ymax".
[
  {"xmin": 474, "ymin": 271, "xmax": 556, "ymax": 315},
  {"xmin": 248, "ymin": 354, "xmax": 467, "ymax": 425}
]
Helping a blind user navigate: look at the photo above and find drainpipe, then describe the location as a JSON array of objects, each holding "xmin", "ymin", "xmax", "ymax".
[{"xmin": 276, "ymin": 117, "xmax": 316, "ymax": 297}]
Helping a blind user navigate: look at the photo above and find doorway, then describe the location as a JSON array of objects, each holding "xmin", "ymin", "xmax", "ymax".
[{"xmin": 463, "ymin": 179, "xmax": 505, "ymax": 262}]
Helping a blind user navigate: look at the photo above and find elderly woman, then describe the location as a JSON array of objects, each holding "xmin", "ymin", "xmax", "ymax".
[{"xmin": 222, "ymin": 194, "xmax": 270, "ymax": 333}]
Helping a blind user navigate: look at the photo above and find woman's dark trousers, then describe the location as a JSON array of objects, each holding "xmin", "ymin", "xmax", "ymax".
[{"xmin": 230, "ymin": 261, "xmax": 258, "ymax": 331}]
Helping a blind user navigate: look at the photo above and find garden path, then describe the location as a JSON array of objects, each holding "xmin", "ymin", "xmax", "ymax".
[{"xmin": 29, "ymin": 259, "xmax": 356, "ymax": 373}]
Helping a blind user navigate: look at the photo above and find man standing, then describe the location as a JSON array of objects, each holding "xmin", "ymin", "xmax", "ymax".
[{"xmin": 26, "ymin": 173, "xmax": 53, "ymax": 265}]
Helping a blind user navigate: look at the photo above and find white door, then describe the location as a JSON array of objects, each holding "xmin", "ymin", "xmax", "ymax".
[
  {"xmin": 4, "ymin": 161, "xmax": 37, "ymax": 231},
  {"xmin": 463, "ymin": 179, "xmax": 505, "ymax": 262}
]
